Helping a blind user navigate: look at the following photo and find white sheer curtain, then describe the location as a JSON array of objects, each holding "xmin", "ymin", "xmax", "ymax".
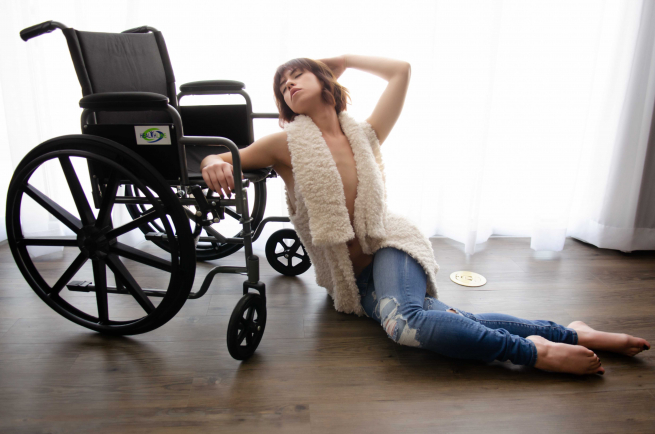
[
  {"xmin": 1, "ymin": 0, "xmax": 653, "ymax": 256},
  {"xmin": 568, "ymin": 0, "xmax": 655, "ymax": 252}
]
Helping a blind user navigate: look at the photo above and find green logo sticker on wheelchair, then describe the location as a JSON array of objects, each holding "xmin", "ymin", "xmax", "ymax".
[
  {"xmin": 135, "ymin": 125, "xmax": 172, "ymax": 145},
  {"xmin": 141, "ymin": 128, "xmax": 165, "ymax": 143}
]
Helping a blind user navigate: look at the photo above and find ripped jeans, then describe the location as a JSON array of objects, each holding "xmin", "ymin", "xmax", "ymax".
[{"xmin": 356, "ymin": 247, "xmax": 579, "ymax": 367}]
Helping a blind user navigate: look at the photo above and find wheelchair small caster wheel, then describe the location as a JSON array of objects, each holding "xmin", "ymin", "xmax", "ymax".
[
  {"xmin": 227, "ymin": 293, "xmax": 267, "ymax": 360},
  {"xmin": 265, "ymin": 229, "xmax": 311, "ymax": 276}
]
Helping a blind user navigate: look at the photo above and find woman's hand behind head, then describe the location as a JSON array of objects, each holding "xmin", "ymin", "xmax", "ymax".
[{"xmin": 317, "ymin": 55, "xmax": 346, "ymax": 80}]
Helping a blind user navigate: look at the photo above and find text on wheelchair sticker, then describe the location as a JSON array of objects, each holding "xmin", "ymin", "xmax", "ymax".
[{"xmin": 135, "ymin": 126, "xmax": 172, "ymax": 145}]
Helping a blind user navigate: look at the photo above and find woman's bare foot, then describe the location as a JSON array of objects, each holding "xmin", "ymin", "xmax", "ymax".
[
  {"xmin": 527, "ymin": 335, "xmax": 605, "ymax": 375},
  {"xmin": 567, "ymin": 321, "xmax": 651, "ymax": 356}
]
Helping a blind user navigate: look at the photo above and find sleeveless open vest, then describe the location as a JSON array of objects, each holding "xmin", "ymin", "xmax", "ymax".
[{"xmin": 283, "ymin": 110, "xmax": 440, "ymax": 317}]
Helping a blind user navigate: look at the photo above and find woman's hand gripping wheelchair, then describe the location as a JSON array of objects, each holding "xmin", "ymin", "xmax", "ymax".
[{"xmin": 6, "ymin": 21, "xmax": 311, "ymax": 360}]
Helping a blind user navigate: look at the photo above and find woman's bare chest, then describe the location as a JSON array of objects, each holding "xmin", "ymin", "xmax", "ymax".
[
  {"xmin": 277, "ymin": 134, "xmax": 358, "ymax": 222},
  {"xmin": 324, "ymin": 135, "xmax": 359, "ymax": 222}
]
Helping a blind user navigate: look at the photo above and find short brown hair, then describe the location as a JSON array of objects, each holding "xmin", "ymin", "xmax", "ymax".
[{"xmin": 273, "ymin": 58, "xmax": 352, "ymax": 128}]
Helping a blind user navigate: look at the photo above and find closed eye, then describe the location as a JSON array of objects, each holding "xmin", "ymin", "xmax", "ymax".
[{"xmin": 282, "ymin": 73, "xmax": 303, "ymax": 93}]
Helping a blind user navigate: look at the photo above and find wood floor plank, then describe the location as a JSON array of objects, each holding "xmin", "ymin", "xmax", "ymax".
[
  {"xmin": 309, "ymin": 389, "xmax": 655, "ymax": 434},
  {"xmin": 0, "ymin": 238, "xmax": 653, "ymax": 433},
  {"xmin": 0, "ymin": 404, "xmax": 311, "ymax": 434}
]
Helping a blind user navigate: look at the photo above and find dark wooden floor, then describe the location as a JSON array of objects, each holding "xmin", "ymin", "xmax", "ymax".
[{"xmin": 0, "ymin": 236, "xmax": 654, "ymax": 433}]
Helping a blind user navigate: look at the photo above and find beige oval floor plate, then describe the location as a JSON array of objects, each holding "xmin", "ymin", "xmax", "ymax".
[{"xmin": 450, "ymin": 271, "xmax": 487, "ymax": 287}]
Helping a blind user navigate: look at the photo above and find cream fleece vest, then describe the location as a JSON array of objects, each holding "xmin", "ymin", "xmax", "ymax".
[{"xmin": 283, "ymin": 110, "xmax": 440, "ymax": 317}]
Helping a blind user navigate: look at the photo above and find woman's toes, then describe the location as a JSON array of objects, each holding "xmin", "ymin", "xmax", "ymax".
[{"xmin": 627, "ymin": 337, "xmax": 651, "ymax": 355}]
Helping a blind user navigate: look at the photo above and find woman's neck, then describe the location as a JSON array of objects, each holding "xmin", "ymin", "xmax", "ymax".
[{"xmin": 304, "ymin": 106, "xmax": 343, "ymax": 138}]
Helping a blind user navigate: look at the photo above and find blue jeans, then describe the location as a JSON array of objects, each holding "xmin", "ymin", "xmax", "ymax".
[{"xmin": 356, "ymin": 247, "xmax": 579, "ymax": 367}]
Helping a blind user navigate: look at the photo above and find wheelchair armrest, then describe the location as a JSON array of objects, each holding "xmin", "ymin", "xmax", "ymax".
[
  {"xmin": 179, "ymin": 80, "xmax": 245, "ymax": 94},
  {"xmin": 188, "ymin": 166, "xmax": 274, "ymax": 184},
  {"xmin": 79, "ymin": 92, "xmax": 169, "ymax": 111}
]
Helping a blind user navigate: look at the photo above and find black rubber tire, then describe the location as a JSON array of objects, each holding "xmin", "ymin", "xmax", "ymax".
[
  {"xmin": 124, "ymin": 180, "xmax": 267, "ymax": 261},
  {"xmin": 5, "ymin": 134, "xmax": 196, "ymax": 335},
  {"xmin": 226, "ymin": 293, "xmax": 267, "ymax": 360},
  {"xmin": 265, "ymin": 229, "xmax": 311, "ymax": 276}
]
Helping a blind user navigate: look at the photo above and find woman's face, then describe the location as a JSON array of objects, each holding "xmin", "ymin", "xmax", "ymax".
[{"xmin": 278, "ymin": 68, "xmax": 323, "ymax": 114}]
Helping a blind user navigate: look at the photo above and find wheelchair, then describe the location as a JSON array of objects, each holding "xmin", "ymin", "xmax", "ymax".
[{"xmin": 6, "ymin": 21, "xmax": 312, "ymax": 360}]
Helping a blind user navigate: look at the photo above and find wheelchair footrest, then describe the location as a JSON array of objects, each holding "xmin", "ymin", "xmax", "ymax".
[{"xmin": 67, "ymin": 280, "xmax": 168, "ymax": 297}]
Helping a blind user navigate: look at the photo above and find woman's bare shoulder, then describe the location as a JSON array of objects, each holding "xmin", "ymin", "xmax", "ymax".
[
  {"xmin": 269, "ymin": 131, "xmax": 291, "ymax": 167},
  {"xmin": 251, "ymin": 131, "xmax": 291, "ymax": 170}
]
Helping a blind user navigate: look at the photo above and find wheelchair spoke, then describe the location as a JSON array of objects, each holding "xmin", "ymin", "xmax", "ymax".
[
  {"xmin": 106, "ymin": 208, "xmax": 159, "ymax": 239},
  {"xmin": 91, "ymin": 259, "xmax": 109, "ymax": 323},
  {"xmin": 24, "ymin": 184, "xmax": 82, "ymax": 233},
  {"xmin": 110, "ymin": 242, "xmax": 173, "ymax": 273},
  {"xmin": 237, "ymin": 322, "xmax": 246, "ymax": 345},
  {"xmin": 246, "ymin": 305, "xmax": 255, "ymax": 323},
  {"xmin": 288, "ymin": 239, "xmax": 300, "ymax": 254},
  {"xmin": 59, "ymin": 156, "xmax": 95, "ymax": 226},
  {"xmin": 95, "ymin": 172, "xmax": 121, "ymax": 230},
  {"xmin": 50, "ymin": 252, "xmax": 89, "ymax": 296},
  {"xmin": 106, "ymin": 254, "xmax": 155, "ymax": 314},
  {"xmin": 22, "ymin": 236, "xmax": 78, "ymax": 246},
  {"xmin": 245, "ymin": 330, "xmax": 252, "ymax": 346}
]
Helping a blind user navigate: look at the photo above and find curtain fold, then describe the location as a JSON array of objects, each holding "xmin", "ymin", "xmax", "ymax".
[{"xmin": 568, "ymin": 0, "xmax": 655, "ymax": 252}]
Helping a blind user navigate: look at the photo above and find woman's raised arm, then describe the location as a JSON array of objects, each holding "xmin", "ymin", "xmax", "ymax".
[{"xmin": 344, "ymin": 54, "xmax": 411, "ymax": 146}]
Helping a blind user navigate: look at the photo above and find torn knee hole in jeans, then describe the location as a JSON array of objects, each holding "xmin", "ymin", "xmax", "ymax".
[
  {"xmin": 377, "ymin": 297, "xmax": 421, "ymax": 347},
  {"xmin": 448, "ymin": 308, "xmax": 464, "ymax": 316}
]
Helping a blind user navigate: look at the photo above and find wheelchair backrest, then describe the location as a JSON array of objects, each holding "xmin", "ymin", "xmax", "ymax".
[
  {"xmin": 61, "ymin": 25, "xmax": 252, "ymax": 179},
  {"xmin": 62, "ymin": 28, "xmax": 176, "ymax": 124}
]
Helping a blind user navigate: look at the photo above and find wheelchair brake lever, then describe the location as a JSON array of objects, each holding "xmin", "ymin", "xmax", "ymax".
[
  {"xmin": 189, "ymin": 185, "xmax": 215, "ymax": 222},
  {"xmin": 189, "ymin": 185, "xmax": 225, "ymax": 224},
  {"xmin": 205, "ymin": 189, "xmax": 225, "ymax": 221}
]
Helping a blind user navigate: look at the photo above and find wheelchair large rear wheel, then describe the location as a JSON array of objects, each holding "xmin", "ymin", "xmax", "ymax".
[
  {"xmin": 5, "ymin": 135, "xmax": 196, "ymax": 335},
  {"xmin": 124, "ymin": 180, "xmax": 266, "ymax": 261}
]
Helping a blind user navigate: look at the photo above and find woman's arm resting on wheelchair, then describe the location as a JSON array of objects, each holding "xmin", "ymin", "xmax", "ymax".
[
  {"xmin": 199, "ymin": 132, "xmax": 285, "ymax": 197},
  {"xmin": 343, "ymin": 54, "xmax": 411, "ymax": 146}
]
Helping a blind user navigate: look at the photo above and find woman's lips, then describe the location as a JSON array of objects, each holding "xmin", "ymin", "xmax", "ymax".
[{"xmin": 291, "ymin": 89, "xmax": 301, "ymax": 99}]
